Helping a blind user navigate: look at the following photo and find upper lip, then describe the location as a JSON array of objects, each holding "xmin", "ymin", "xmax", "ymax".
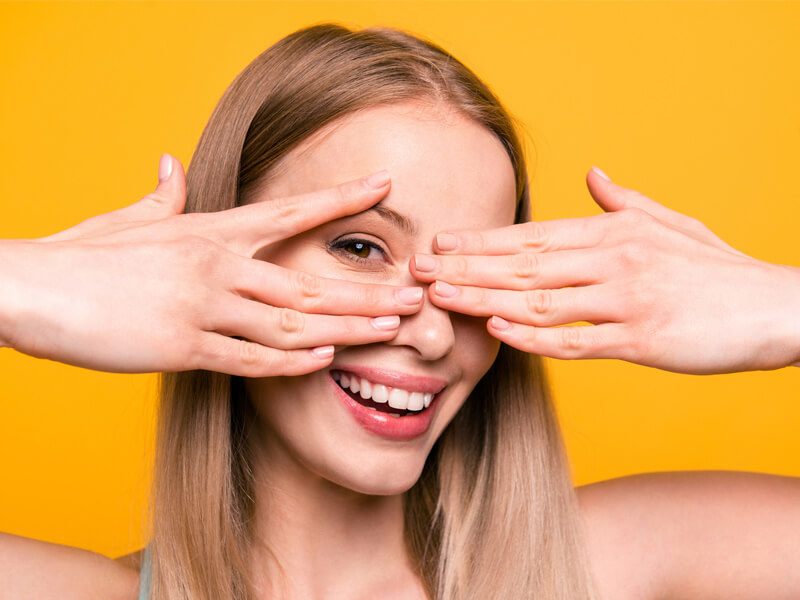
[{"xmin": 330, "ymin": 365, "xmax": 447, "ymax": 395}]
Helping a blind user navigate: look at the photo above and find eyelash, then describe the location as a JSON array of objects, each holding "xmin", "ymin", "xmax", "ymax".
[{"xmin": 329, "ymin": 237, "xmax": 388, "ymax": 265}]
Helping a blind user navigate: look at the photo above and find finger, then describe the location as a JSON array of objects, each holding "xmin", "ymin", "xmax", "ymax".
[
  {"xmin": 193, "ymin": 331, "xmax": 336, "ymax": 377},
  {"xmin": 485, "ymin": 318, "xmax": 631, "ymax": 361},
  {"xmin": 232, "ymin": 261, "xmax": 424, "ymax": 316},
  {"xmin": 428, "ymin": 281, "xmax": 622, "ymax": 326},
  {"xmin": 202, "ymin": 170, "xmax": 392, "ymax": 257},
  {"xmin": 211, "ymin": 296, "xmax": 403, "ymax": 349},
  {"xmin": 410, "ymin": 249, "xmax": 607, "ymax": 290},
  {"xmin": 586, "ymin": 169, "xmax": 748, "ymax": 256},
  {"xmin": 432, "ymin": 216, "xmax": 613, "ymax": 256}
]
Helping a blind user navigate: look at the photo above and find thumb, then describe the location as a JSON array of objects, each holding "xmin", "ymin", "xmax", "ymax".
[
  {"xmin": 585, "ymin": 166, "xmax": 628, "ymax": 213},
  {"xmin": 144, "ymin": 153, "xmax": 187, "ymax": 216}
]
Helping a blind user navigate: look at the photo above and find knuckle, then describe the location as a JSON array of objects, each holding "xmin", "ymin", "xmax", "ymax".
[
  {"xmin": 525, "ymin": 289, "xmax": 553, "ymax": 318},
  {"xmin": 617, "ymin": 239, "xmax": 654, "ymax": 269},
  {"xmin": 294, "ymin": 271, "xmax": 323, "ymax": 310},
  {"xmin": 511, "ymin": 252, "xmax": 538, "ymax": 282},
  {"xmin": 278, "ymin": 307, "xmax": 305, "ymax": 335},
  {"xmin": 453, "ymin": 256, "xmax": 470, "ymax": 278},
  {"xmin": 272, "ymin": 194, "xmax": 302, "ymax": 226},
  {"xmin": 472, "ymin": 231, "xmax": 486, "ymax": 253},
  {"xmin": 333, "ymin": 184, "xmax": 348, "ymax": 207},
  {"xmin": 558, "ymin": 326, "xmax": 585, "ymax": 354},
  {"xmin": 620, "ymin": 206, "xmax": 654, "ymax": 228},
  {"xmin": 361, "ymin": 283, "xmax": 381, "ymax": 309},
  {"xmin": 239, "ymin": 339, "xmax": 265, "ymax": 367},
  {"xmin": 522, "ymin": 221, "xmax": 548, "ymax": 250}
]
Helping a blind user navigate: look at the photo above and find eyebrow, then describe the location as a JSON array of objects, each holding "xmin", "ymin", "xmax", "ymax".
[{"xmin": 355, "ymin": 202, "xmax": 418, "ymax": 237}]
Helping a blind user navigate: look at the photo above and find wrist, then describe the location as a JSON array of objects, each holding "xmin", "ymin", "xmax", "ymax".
[
  {"xmin": 775, "ymin": 263, "xmax": 800, "ymax": 368},
  {"xmin": 0, "ymin": 240, "xmax": 38, "ymax": 349}
]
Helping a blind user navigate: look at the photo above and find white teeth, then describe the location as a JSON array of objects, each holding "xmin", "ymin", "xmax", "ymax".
[
  {"xmin": 388, "ymin": 388, "xmax": 409, "ymax": 410},
  {"xmin": 372, "ymin": 384, "xmax": 388, "ymax": 403},
  {"xmin": 408, "ymin": 392, "xmax": 424, "ymax": 411},
  {"xmin": 331, "ymin": 370, "xmax": 439, "ymax": 412}
]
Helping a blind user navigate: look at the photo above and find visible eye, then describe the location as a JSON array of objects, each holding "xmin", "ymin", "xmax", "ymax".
[{"xmin": 328, "ymin": 237, "xmax": 388, "ymax": 265}]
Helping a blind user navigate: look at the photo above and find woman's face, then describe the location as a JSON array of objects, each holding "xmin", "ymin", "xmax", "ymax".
[{"xmin": 243, "ymin": 101, "xmax": 517, "ymax": 495}]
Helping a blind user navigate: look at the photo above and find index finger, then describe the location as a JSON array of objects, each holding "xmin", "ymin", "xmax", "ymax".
[
  {"xmin": 203, "ymin": 170, "xmax": 392, "ymax": 257},
  {"xmin": 433, "ymin": 214, "xmax": 614, "ymax": 255}
]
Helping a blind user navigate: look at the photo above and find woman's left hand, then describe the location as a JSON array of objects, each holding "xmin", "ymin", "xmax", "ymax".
[{"xmin": 410, "ymin": 168, "xmax": 800, "ymax": 374}]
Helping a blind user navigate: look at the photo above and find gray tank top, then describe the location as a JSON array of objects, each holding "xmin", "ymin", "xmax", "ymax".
[{"xmin": 138, "ymin": 545, "xmax": 151, "ymax": 600}]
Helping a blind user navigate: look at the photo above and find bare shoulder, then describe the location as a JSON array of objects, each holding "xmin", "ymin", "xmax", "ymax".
[
  {"xmin": 0, "ymin": 532, "xmax": 141, "ymax": 600},
  {"xmin": 575, "ymin": 470, "xmax": 800, "ymax": 600}
]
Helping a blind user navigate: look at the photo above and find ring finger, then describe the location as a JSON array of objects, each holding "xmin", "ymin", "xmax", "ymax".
[{"xmin": 428, "ymin": 282, "xmax": 622, "ymax": 327}]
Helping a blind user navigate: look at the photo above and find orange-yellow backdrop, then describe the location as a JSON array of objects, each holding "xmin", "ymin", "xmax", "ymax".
[{"xmin": 1, "ymin": 1, "xmax": 798, "ymax": 558}]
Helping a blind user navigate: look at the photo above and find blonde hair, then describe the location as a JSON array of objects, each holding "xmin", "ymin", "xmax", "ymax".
[{"xmin": 148, "ymin": 22, "xmax": 599, "ymax": 599}]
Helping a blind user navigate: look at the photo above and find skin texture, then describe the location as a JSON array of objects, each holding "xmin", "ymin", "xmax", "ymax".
[
  {"xmin": 240, "ymin": 100, "xmax": 516, "ymax": 597},
  {"xmin": 1, "ymin": 102, "xmax": 799, "ymax": 599}
]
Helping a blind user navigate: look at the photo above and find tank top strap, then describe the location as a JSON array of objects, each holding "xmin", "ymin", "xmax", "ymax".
[{"xmin": 138, "ymin": 544, "xmax": 152, "ymax": 600}]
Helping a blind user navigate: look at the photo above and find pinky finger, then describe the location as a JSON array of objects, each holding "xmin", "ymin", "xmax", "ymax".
[
  {"xmin": 487, "ymin": 316, "xmax": 629, "ymax": 360},
  {"xmin": 194, "ymin": 333, "xmax": 335, "ymax": 377}
]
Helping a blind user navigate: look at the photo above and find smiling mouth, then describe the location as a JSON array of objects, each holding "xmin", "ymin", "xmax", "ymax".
[{"xmin": 331, "ymin": 370, "xmax": 439, "ymax": 417}]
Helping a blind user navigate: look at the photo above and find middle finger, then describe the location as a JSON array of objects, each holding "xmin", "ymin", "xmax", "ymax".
[
  {"xmin": 232, "ymin": 258, "xmax": 424, "ymax": 316},
  {"xmin": 410, "ymin": 249, "xmax": 607, "ymax": 290}
]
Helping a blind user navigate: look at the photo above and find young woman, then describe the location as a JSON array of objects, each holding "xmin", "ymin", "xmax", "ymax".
[{"xmin": 1, "ymin": 23, "xmax": 798, "ymax": 600}]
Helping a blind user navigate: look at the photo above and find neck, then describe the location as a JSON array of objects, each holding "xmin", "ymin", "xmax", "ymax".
[{"xmin": 249, "ymin": 435, "xmax": 427, "ymax": 600}]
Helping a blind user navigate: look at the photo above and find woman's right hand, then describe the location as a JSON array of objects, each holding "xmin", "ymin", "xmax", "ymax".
[{"xmin": 0, "ymin": 154, "xmax": 423, "ymax": 377}]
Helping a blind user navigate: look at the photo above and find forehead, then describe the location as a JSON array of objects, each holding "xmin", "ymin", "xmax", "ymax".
[{"xmin": 255, "ymin": 101, "xmax": 518, "ymax": 233}]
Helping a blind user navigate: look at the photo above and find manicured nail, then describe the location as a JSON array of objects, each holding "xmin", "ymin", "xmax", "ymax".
[
  {"xmin": 413, "ymin": 254, "xmax": 437, "ymax": 272},
  {"xmin": 311, "ymin": 345, "xmax": 335, "ymax": 359},
  {"xmin": 434, "ymin": 281, "xmax": 459, "ymax": 297},
  {"xmin": 395, "ymin": 287, "xmax": 423, "ymax": 304},
  {"xmin": 365, "ymin": 170, "xmax": 390, "ymax": 188},
  {"xmin": 158, "ymin": 153, "xmax": 172, "ymax": 182},
  {"xmin": 489, "ymin": 316, "xmax": 511, "ymax": 331},
  {"xmin": 435, "ymin": 233, "xmax": 458, "ymax": 251},
  {"xmin": 591, "ymin": 166, "xmax": 611, "ymax": 182},
  {"xmin": 371, "ymin": 315, "xmax": 400, "ymax": 330}
]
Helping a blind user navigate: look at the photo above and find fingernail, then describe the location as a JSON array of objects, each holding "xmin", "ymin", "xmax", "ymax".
[
  {"xmin": 371, "ymin": 315, "xmax": 400, "ymax": 330},
  {"xmin": 311, "ymin": 345, "xmax": 335, "ymax": 359},
  {"xmin": 395, "ymin": 287, "xmax": 423, "ymax": 304},
  {"xmin": 413, "ymin": 254, "xmax": 437, "ymax": 272},
  {"xmin": 591, "ymin": 166, "xmax": 611, "ymax": 182},
  {"xmin": 365, "ymin": 170, "xmax": 390, "ymax": 188},
  {"xmin": 435, "ymin": 233, "xmax": 458, "ymax": 251},
  {"xmin": 158, "ymin": 153, "xmax": 172, "ymax": 182},
  {"xmin": 489, "ymin": 316, "xmax": 511, "ymax": 331},
  {"xmin": 434, "ymin": 281, "xmax": 459, "ymax": 297}
]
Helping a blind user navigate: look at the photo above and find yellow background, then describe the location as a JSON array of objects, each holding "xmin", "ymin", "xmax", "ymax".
[{"xmin": 1, "ymin": 1, "xmax": 798, "ymax": 558}]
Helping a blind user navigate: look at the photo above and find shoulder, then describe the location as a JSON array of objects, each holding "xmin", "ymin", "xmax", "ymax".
[
  {"xmin": 575, "ymin": 470, "xmax": 800, "ymax": 600},
  {"xmin": 0, "ymin": 532, "xmax": 141, "ymax": 600}
]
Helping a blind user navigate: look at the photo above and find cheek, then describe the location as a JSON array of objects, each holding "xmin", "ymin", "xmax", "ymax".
[
  {"xmin": 243, "ymin": 374, "xmax": 317, "ymax": 435},
  {"xmin": 453, "ymin": 313, "xmax": 501, "ymax": 380}
]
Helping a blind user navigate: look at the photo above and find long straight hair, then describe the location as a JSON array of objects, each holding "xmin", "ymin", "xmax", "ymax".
[{"xmin": 148, "ymin": 23, "xmax": 599, "ymax": 599}]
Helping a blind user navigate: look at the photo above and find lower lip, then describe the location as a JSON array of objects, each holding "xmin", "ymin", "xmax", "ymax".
[{"xmin": 329, "ymin": 374, "xmax": 442, "ymax": 441}]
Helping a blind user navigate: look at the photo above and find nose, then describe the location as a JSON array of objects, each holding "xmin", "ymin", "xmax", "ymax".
[{"xmin": 385, "ymin": 281, "xmax": 455, "ymax": 361}]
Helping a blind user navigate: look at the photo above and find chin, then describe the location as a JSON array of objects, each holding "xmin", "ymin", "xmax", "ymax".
[{"xmin": 321, "ymin": 455, "xmax": 429, "ymax": 496}]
